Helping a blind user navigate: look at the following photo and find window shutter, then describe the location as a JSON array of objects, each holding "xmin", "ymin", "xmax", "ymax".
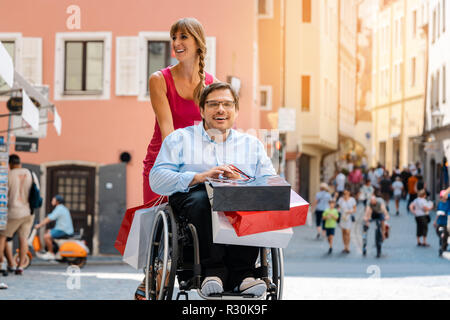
[
  {"xmin": 20, "ymin": 37, "xmax": 42, "ymax": 85},
  {"xmin": 116, "ymin": 36, "xmax": 139, "ymax": 96},
  {"xmin": 205, "ymin": 37, "xmax": 216, "ymax": 76}
]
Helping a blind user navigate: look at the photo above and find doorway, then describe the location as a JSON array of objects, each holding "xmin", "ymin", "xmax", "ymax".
[
  {"xmin": 298, "ymin": 154, "xmax": 311, "ymax": 202},
  {"xmin": 46, "ymin": 165, "xmax": 96, "ymax": 252}
]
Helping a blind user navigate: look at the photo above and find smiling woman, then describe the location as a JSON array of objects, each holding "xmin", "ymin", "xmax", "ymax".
[
  {"xmin": 138, "ymin": 17, "xmax": 217, "ymax": 300},
  {"xmin": 142, "ymin": 17, "xmax": 218, "ymax": 205}
]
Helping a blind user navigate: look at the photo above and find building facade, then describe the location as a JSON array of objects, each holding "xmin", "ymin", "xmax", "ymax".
[
  {"xmin": 0, "ymin": 0, "xmax": 260, "ymax": 255},
  {"xmin": 423, "ymin": 0, "xmax": 450, "ymax": 198},
  {"xmin": 371, "ymin": 0, "xmax": 428, "ymax": 173}
]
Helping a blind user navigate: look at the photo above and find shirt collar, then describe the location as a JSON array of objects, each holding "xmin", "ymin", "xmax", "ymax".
[{"xmin": 197, "ymin": 121, "xmax": 234, "ymax": 144}]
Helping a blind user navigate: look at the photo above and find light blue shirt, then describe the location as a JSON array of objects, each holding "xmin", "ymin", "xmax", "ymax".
[
  {"xmin": 47, "ymin": 204, "xmax": 74, "ymax": 235},
  {"xmin": 150, "ymin": 122, "xmax": 277, "ymax": 196},
  {"xmin": 315, "ymin": 191, "xmax": 332, "ymax": 211}
]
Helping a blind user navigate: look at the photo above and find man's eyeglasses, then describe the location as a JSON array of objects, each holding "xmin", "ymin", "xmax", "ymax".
[{"xmin": 205, "ymin": 100, "xmax": 236, "ymax": 109}]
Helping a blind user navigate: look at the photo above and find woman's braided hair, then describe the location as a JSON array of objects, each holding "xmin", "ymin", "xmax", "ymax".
[{"xmin": 170, "ymin": 18, "xmax": 207, "ymax": 105}]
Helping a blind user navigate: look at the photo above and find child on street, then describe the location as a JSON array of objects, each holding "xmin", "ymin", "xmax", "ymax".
[{"xmin": 322, "ymin": 199, "xmax": 339, "ymax": 254}]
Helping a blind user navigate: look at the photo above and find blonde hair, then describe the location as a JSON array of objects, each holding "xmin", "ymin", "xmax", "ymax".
[{"xmin": 170, "ymin": 17, "xmax": 207, "ymax": 105}]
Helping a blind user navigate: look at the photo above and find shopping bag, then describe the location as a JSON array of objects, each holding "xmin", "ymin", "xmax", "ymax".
[
  {"xmin": 114, "ymin": 196, "xmax": 167, "ymax": 255},
  {"xmin": 223, "ymin": 189, "xmax": 309, "ymax": 237},
  {"xmin": 122, "ymin": 202, "xmax": 167, "ymax": 269},
  {"xmin": 205, "ymin": 175, "xmax": 291, "ymax": 211},
  {"xmin": 211, "ymin": 210, "xmax": 293, "ymax": 248}
]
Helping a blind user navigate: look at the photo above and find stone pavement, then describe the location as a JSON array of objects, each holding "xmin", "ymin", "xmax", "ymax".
[{"xmin": 1, "ymin": 198, "xmax": 449, "ymax": 299}]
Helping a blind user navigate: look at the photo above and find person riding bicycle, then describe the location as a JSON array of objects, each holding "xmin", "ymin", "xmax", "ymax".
[
  {"xmin": 363, "ymin": 194, "xmax": 390, "ymax": 241},
  {"xmin": 150, "ymin": 82, "xmax": 276, "ymax": 297}
]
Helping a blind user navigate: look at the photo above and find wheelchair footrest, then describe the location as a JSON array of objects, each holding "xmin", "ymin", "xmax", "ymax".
[{"xmin": 207, "ymin": 291, "xmax": 260, "ymax": 299}]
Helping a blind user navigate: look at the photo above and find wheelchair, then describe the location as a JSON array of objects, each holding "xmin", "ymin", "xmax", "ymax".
[{"xmin": 144, "ymin": 204, "xmax": 284, "ymax": 300}]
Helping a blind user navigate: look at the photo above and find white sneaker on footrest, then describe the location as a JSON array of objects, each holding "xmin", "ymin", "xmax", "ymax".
[
  {"xmin": 238, "ymin": 277, "xmax": 267, "ymax": 297},
  {"xmin": 201, "ymin": 276, "xmax": 224, "ymax": 296}
]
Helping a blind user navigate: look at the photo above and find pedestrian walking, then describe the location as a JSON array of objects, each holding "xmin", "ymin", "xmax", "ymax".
[
  {"xmin": 348, "ymin": 166, "xmax": 363, "ymax": 197},
  {"xmin": 337, "ymin": 189, "xmax": 357, "ymax": 254},
  {"xmin": 400, "ymin": 166, "xmax": 411, "ymax": 199},
  {"xmin": 359, "ymin": 179, "xmax": 374, "ymax": 206},
  {"xmin": 416, "ymin": 175, "xmax": 429, "ymax": 197},
  {"xmin": 0, "ymin": 154, "xmax": 37, "ymax": 276},
  {"xmin": 379, "ymin": 172, "xmax": 392, "ymax": 206},
  {"xmin": 392, "ymin": 177, "xmax": 404, "ymax": 216},
  {"xmin": 407, "ymin": 174, "xmax": 418, "ymax": 214},
  {"xmin": 312, "ymin": 183, "xmax": 332, "ymax": 239},
  {"xmin": 368, "ymin": 167, "xmax": 379, "ymax": 190},
  {"xmin": 1, "ymin": 238, "xmax": 16, "ymax": 276},
  {"xmin": 335, "ymin": 170, "xmax": 347, "ymax": 200},
  {"xmin": 433, "ymin": 188, "xmax": 450, "ymax": 256},
  {"xmin": 409, "ymin": 189, "xmax": 433, "ymax": 247},
  {"xmin": 322, "ymin": 200, "xmax": 339, "ymax": 254}
]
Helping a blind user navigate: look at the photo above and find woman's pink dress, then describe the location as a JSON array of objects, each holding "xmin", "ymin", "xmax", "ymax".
[{"xmin": 142, "ymin": 66, "xmax": 214, "ymax": 203}]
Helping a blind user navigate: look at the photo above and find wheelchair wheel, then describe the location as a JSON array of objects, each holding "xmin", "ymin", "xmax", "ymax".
[
  {"xmin": 145, "ymin": 206, "xmax": 179, "ymax": 300},
  {"xmin": 260, "ymin": 248, "xmax": 284, "ymax": 300}
]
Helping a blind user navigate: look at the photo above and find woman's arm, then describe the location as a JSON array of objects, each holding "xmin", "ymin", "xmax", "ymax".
[
  {"xmin": 409, "ymin": 202, "xmax": 416, "ymax": 215},
  {"xmin": 149, "ymin": 71, "xmax": 174, "ymax": 142}
]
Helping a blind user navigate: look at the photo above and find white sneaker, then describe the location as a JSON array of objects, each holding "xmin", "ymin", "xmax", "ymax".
[
  {"xmin": 238, "ymin": 277, "xmax": 267, "ymax": 297},
  {"xmin": 0, "ymin": 282, "xmax": 7, "ymax": 289},
  {"xmin": 201, "ymin": 276, "xmax": 224, "ymax": 296}
]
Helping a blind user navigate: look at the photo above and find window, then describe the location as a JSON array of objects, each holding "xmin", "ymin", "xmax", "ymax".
[
  {"xmin": 259, "ymin": 85, "xmax": 272, "ymax": 111},
  {"xmin": 437, "ymin": 70, "xmax": 440, "ymax": 108},
  {"xmin": 411, "ymin": 57, "xmax": 416, "ymax": 87},
  {"xmin": 258, "ymin": 0, "xmax": 266, "ymax": 15},
  {"xmin": 301, "ymin": 75, "xmax": 310, "ymax": 112},
  {"xmin": 444, "ymin": 0, "xmax": 446, "ymax": 33},
  {"xmin": 438, "ymin": 3, "xmax": 441, "ymax": 38},
  {"xmin": 0, "ymin": 41, "xmax": 15, "ymax": 91},
  {"xmin": 146, "ymin": 41, "xmax": 173, "ymax": 93},
  {"xmin": 258, "ymin": 0, "xmax": 273, "ymax": 19},
  {"xmin": 443, "ymin": 65, "xmax": 446, "ymax": 103},
  {"xmin": 135, "ymin": 32, "xmax": 216, "ymax": 100},
  {"xmin": 303, "ymin": 0, "xmax": 311, "ymax": 23},
  {"xmin": 433, "ymin": 9, "xmax": 436, "ymax": 42},
  {"xmin": 431, "ymin": 74, "xmax": 435, "ymax": 109},
  {"xmin": 55, "ymin": 32, "xmax": 112, "ymax": 100},
  {"xmin": 64, "ymin": 41, "xmax": 104, "ymax": 93}
]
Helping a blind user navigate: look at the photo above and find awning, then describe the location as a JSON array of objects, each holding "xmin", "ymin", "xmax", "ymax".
[{"xmin": 12, "ymin": 71, "xmax": 54, "ymax": 109}]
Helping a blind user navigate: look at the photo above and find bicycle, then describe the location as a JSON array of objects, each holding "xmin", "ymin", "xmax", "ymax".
[{"xmin": 362, "ymin": 218, "xmax": 383, "ymax": 258}]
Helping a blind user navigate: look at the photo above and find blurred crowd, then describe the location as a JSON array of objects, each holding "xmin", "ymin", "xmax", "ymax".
[{"xmin": 312, "ymin": 161, "xmax": 450, "ymax": 257}]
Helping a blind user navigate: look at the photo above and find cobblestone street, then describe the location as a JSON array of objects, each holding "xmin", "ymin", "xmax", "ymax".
[{"xmin": 1, "ymin": 199, "xmax": 449, "ymax": 300}]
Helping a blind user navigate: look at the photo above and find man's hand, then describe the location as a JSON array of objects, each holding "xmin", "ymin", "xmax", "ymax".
[{"xmin": 189, "ymin": 165, "xmax": 241, "ymax": 186}]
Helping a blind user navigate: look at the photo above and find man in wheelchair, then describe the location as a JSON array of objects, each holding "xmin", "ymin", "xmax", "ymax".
[{"xmin": 150, "ymin": 82, "xmax": 277, "ymax": 297}]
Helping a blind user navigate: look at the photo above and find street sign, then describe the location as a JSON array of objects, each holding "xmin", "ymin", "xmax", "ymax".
[
  {"xmin": 15, "ymin": 137, "xmax": 38, "ymax": 153},
  {"xmin": 11, "ymin": 85, "xmax": 49, "ymax": 139}
]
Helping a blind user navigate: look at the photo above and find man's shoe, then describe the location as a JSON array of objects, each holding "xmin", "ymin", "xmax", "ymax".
[
  {"xmin": 328, "ymin": 248, "xmax": 333, "ymax": 255},
  {"xmin": 238, "ymin": 277, "xmax": 267, "ymax": 297},
  {"xmin": 36, "ymin": 251, "xmax": 56, "ymax": 261},
  {"xmin": 201, "ymin": 277, "xmax": 224, "ymax": 296},
  {"xmin": 0, "ymin": 282, "xmax": 7, "ymax": 289},
  {"xmin": 15, "ymin": 267, "xmax": 23, "ymax": 275}
]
